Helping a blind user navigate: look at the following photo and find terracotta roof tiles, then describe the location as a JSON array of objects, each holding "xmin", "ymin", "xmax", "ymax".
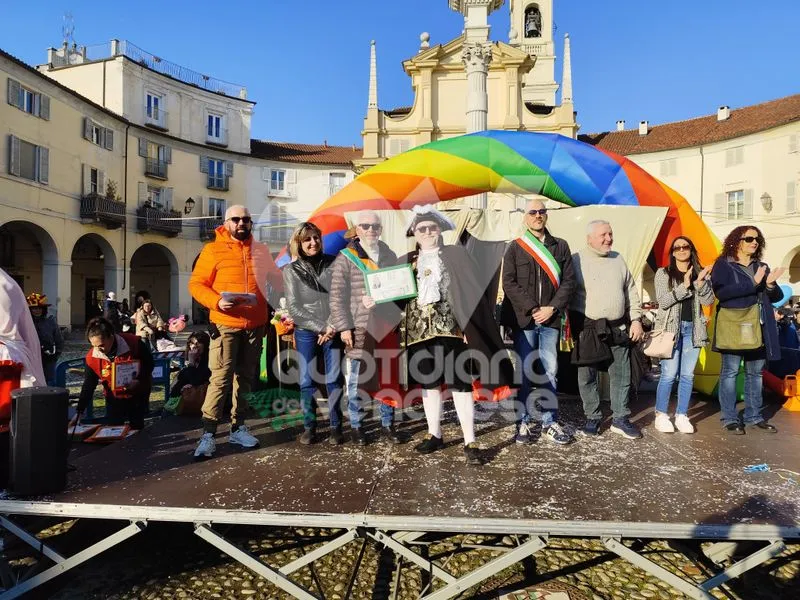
[
  {"xmin": 250, "ymin": 140, "xmax": 362, "ymax": 166},
  {"xmin": 578, "ymin": 94, "xmax": 800, "ymax": 155}
]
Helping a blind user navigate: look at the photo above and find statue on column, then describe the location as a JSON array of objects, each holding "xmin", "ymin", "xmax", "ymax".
[{"xmin": 525, "ymin": 6, "xmax": 542, "ymax": 38}]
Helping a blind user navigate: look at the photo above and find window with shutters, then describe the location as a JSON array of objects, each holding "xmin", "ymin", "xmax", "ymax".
[
  {"xmin": 7, "ymin": 135, "xmax": 48, "ymax": 184},
  {"xmin": 83, "ymin": 118, "xmax": 114, "ymax": 150},
  {"xmin": 206, "ymin": 159, "xmax": 229, "ymax": 190},
  {"xmin": 659, "ymin": 159, "xmax": 677, "ymax": 177},
  {"xmin": 727, "ymin": 190, "xmax": 745, "ymax": 220},
  {"xmin": 206, "ymin": 113, "xmax": 226, "ymax": 145},
  {"xmin": 144, "ymin": 141, "xmax": 168, "ymax": 179},
  {"xmin": 7, "ymin": 78, "xmax": 49, "ymax": 120},
  {"xmin": 270, "ymin": 169, "xmax": 286, "ymax": 193},
  {"xmin": 145, "ymin": 91, "xmax": 167, "ymax": 129},
  {"xmin": 209, "ymin": 197, "xmax": 226, "ymax": 219},
  {"xmin": 788, "ymin": 182, "xmax": 797, "ymax": 214},
  {"xmin": 90, "ymin": 168, "xmax": 99, "ymax": 194},
  {"xmin": 725, "ymin": 146, "xmax": 744, "ymax": 167},
  {"xmin": 329, "ymin": 172, "xmax": 346, "ymax": 196},
  {"xmin": 146, "ymin": 186, "xmax": 163, "ymax": 209}
]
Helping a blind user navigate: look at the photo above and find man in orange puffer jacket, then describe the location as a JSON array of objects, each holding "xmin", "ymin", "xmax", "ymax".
[{"xmin": 189, "ymin": 205, "xmax": 282, "ymax": 458}]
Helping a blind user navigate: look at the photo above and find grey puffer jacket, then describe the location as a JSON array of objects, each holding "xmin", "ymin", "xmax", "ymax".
[
  {"xmin": 328, "ymin": 239, "xmax": 400, "ymax": 360},
  {"xmin": 653, "ymin": 267, "xmax": 715, "ymax": 347},
  {"xmin": 282, "ymin": 254, "xmax": 336, "ymax": 333}
]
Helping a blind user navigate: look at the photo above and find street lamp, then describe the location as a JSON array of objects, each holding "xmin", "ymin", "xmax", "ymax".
[{"xmin": 184, "ymin": 197, "xmax": 196, "ymax": 215}]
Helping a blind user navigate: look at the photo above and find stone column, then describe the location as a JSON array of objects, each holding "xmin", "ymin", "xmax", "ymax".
[{"xmin": 462, "ymin": 42, "xmax": 493, "ymax": 209}]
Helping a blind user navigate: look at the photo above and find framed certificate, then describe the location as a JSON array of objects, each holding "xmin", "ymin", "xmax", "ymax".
[
  {"xmin": 221, "ymin": 292, "xmax": 258, "ymax": 306},
  {"xmin": 365, "ymin": 264, "xmax": 418, "ymax": 304},
  {"xmin": 86, "ymin": 425, "xmax": 130, "ymax": 443},
  {"xmin": 112, "ymin": 360, "xmax": 141, "ymax": 393}
]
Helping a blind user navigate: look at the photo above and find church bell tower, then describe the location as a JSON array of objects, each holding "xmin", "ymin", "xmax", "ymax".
[{"xmin": 508, "ymin": 0, "xmax": 559, "ymax": 106}]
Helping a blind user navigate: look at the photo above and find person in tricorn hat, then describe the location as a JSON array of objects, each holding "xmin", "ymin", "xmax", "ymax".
[
  {"xmin": 398, "ymin": 206, "xmax": 512, "ymax": 465},
  {"xmin": 27, "ymin": 292, "xmax": 63, "ymax": 386}
]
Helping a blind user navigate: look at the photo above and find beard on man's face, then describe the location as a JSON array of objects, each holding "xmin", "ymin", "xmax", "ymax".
[{"xmin": 232, "ymin": 227, "xmax": 251, "ymax": 241}]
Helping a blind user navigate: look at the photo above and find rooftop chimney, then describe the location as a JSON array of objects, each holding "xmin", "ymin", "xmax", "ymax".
[
  {"xmin": 638, "ymin": 120, "xmax": 649, "ymax": 136},
  {"xmin": 717, "ymin": 105, "xmax": 731, "ymax": 121},
  {"xmin": 616, "ymin": 120, "xmax": 625, "ymax": 132}
]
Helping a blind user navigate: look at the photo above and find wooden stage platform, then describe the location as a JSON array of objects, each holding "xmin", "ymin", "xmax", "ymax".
[{"xmin": 1, "ymin": 393, "xmax": 798, "ymax": 599}]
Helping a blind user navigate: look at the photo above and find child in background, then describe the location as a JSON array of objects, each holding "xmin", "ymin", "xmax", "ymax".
[{"xmin": 169, "ymin": 332, "xmax": 211, "ymax": 415}]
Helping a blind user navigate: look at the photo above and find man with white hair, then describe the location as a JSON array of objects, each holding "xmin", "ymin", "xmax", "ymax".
[
  {"xmin": 189, "ymin": 204, "xmax": 282, "ymax": 458},
  {"xmin": 570, "ymin": 220, "xmax": 643, "ymax": 439},
  {"xmin": 329, "ymin": 210, "xmax": 401, "ymax": 445}
]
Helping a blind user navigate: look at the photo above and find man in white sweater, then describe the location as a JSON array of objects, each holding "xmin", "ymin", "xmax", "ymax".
[{"xmin": 571, "ymin": 220, "xmax": 643, "ymax": 439}]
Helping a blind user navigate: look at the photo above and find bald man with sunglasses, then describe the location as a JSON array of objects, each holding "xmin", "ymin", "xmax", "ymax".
[{"xmin": 189, "ymin": 204, "xmax": 282, "ymax": 458}]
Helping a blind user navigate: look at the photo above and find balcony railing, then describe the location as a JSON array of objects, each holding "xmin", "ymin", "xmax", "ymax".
[
  {"xmin": 206, "ymin": 128, "xmax": 229, "ymax": 147},
  {"xmin": 136, "ymin": 205, "xmax": 182, "ymax": 236},
  {"xmin": 80, "ymin": 193, "xmax": 126, "ymax": 229},
  {"xmin": 259, "ymin": 225, "xmax": 293, "ymax": 245},
  {"xmin": 207, "ymin": 174, "xmax": 229, "ymax": 191},
  {"xmin": 144, "ymin": 106, "xmax": 168, "ymax": 130},
  {"xmin": 200, "ymin": 217, "xmax": 223, "ymax": 240},
  {"xmin": 145, "ymin": 158, "xmax": 168, "ymax": 179}
]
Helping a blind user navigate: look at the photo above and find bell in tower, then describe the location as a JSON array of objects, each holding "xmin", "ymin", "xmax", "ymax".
[{"xmin": 508, "ymin": 0, "xmax": 559, "ymax": 106}]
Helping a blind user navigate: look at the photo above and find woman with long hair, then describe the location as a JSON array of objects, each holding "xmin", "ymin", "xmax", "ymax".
[
  {"xmin": 652, "ymin": 237, "xmax": 714, "ymax": 433},
  {"xmin": 283, "ymin": 222, "xmax": 343, "ymax": 445},
  {"xmin": 170, "ymin": 331, "xmax": 211, "ymax": 398},
  {"xmin": 710, "ymin": 225, "xmax": 784, "ymax": 434}
]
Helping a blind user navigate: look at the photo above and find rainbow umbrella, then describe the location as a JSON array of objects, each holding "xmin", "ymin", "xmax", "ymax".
[
  {"xmin": 283, "ymin": 130, "xmax": 724, "ymax": 394},
  {"xmin": 285, "ymin": 130, "xmax": 720, "ymax": 268}
]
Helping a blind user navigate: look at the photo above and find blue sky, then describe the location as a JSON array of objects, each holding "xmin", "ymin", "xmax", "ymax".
[{"xmin": 3, "ymin": 1, "xmax": 798, "ymax": 146}]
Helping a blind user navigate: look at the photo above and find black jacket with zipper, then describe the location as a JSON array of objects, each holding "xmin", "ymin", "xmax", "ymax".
[
  {"xmin": 500, "ymin": 228, "xmax": 576, "ymax": 330},
  {"xmin": 282, "ymin": 254, "xmax": 336, "ymax": 333}
]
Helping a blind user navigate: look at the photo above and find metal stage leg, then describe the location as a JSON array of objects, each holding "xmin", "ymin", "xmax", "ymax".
[
  {"xmin": 0, "ymin": 516, "xmax": 66, "ymax": 564},
  {"xmin": 368, "ymin": 530, "xmax": 457, "ymax": 584},
  {"xmin": 422, "ymin": 535, "xmax": 549, "ymax": 600},
  {"xmin": 0, "ymin": 520, "xmax": 145, "ymax": 600},
  {"xmin": 699, "ymin": 539, "xmax": 785, "ymax": 592},
  {"xmin": 194, "ymin": 523, "xmax": 322, "ymax": 600},
  {"xmin": 603, "ymin": 536, "xmax": 715, "ymax": 600},
  {"xmin": 279, "ymin": 528, "xmax": 360, "ymax": 575}
]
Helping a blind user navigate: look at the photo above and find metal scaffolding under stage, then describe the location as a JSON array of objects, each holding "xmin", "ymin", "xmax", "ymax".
[{"xmin": 0, "ymin": 394, "xmax": 798, "ymax": 599}]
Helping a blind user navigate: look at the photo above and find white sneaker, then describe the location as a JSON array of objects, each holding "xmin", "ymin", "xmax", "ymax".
[
  {"xmin": 674, "ymin": 414, "xmax": 695, "ymax": 434},
  {"xmin": 194, "ymin": 432, "xmax": 216, "ymax": 458},
  {"xmin": 654, "ymin": 412, "xmax": 675, "ymax": 433},
  {"xmin": 229, "ymin": 424, "xmax": 259, "ymax": 448}
]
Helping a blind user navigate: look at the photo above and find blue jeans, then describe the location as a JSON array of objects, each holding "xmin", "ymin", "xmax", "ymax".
[
  {"xmin": 655, "ymin": 321, "xmax": 700, "ymax": 416},
  {"xmin": 347, "ymin": 358, "xmax": 394, "ymax": 428},
  {"xmin": 719, "ymin": 352, "xmax": 765, "ymax": 425},
  {"xmin": 513, "ymin": 324, "xmax": 559, "ymax": 426},
  {"xmin": 578, "ymin": 344, "xmax": 631, "ymax": 421},
  {"xmin": 294, "ymin": 329, "xmax": 343, "ymax": 430}
]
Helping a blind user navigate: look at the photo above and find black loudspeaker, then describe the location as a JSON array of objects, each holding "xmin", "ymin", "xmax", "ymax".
[{"xmin": 9, "ymin": 387, "xmax": 69, "ymax": 496}]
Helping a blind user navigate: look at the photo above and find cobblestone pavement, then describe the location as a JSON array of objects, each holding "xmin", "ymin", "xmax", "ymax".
[{"xmin": 3, "ymin": 520, "xmax": 794, "ymax": 599}]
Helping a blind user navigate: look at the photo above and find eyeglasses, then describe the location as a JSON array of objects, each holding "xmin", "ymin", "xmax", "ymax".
[
  {"xmin": 672, "ymin": 244, "xmax": 691, "ymax": 252},
  {"xmin": 358, "ymin": 223, "xmax": 381, "ymax": 231},
  {"xmin": 527, "ymin": 209, "xmax": 548, "ymax": 216},
  {"xmin": 415, "ymin": 225, "xmax": 440, "ymax": 234},
  {"xmin": 229, "ymin": 216, "xmax": 252, "ymax": 224},
  {"xmin": 740, "ymin": 236, "xmax": 759, "ymax": 244}
]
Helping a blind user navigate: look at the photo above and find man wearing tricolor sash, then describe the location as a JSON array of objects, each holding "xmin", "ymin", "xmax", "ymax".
[
  {"xmin": 329, "ymin": 210, "xmax": 402, "ymax": 446},
  {"xmin": 501, "ymin": 199, "xmax": 576, "ymax": 445}
]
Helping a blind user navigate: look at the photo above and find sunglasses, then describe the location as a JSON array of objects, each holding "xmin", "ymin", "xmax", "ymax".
[
  {"xmin": 740, "ymin": 236, "xmax": 759, "ymax": 244},
  {"xmin": 229, "ymin": 216, "xmax": 252, "ymax": 224},
  {"xmin": 672, "ymin": 244, "xmax": 691, "ymax": 252},
  {"xmin": 358, "ymin": 223, "xmax": 381, "ymax": 231},
  {"xmin": 415, "ymin": 225, "xmax": 440, "ymax": 234},
  {"xmin": 527, "ymin": 209, "xmax": 548, "ymax": 216}
]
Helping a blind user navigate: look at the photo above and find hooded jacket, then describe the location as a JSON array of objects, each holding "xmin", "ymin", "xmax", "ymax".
[{"xmin": 189, "ymin": 225, "xmax": 283, "ymax": 329}]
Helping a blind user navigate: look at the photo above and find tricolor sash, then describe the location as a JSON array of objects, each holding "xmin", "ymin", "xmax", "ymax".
[
  {"xmin": 340, "ymin": 246, "xmax": 379, "ymax": 272},
  {"xmin": 515, "ymin": 231, "xmax": 573, "ymax": 351},
  {"xmin": 515, "ymin": 230, "xmax": 561, "ymax": 288}
]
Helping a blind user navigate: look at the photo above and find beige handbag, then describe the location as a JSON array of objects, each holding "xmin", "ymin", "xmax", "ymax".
[{"xmin": 643, "ymin": 329, "xmax": 676, "ymax": 359}]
